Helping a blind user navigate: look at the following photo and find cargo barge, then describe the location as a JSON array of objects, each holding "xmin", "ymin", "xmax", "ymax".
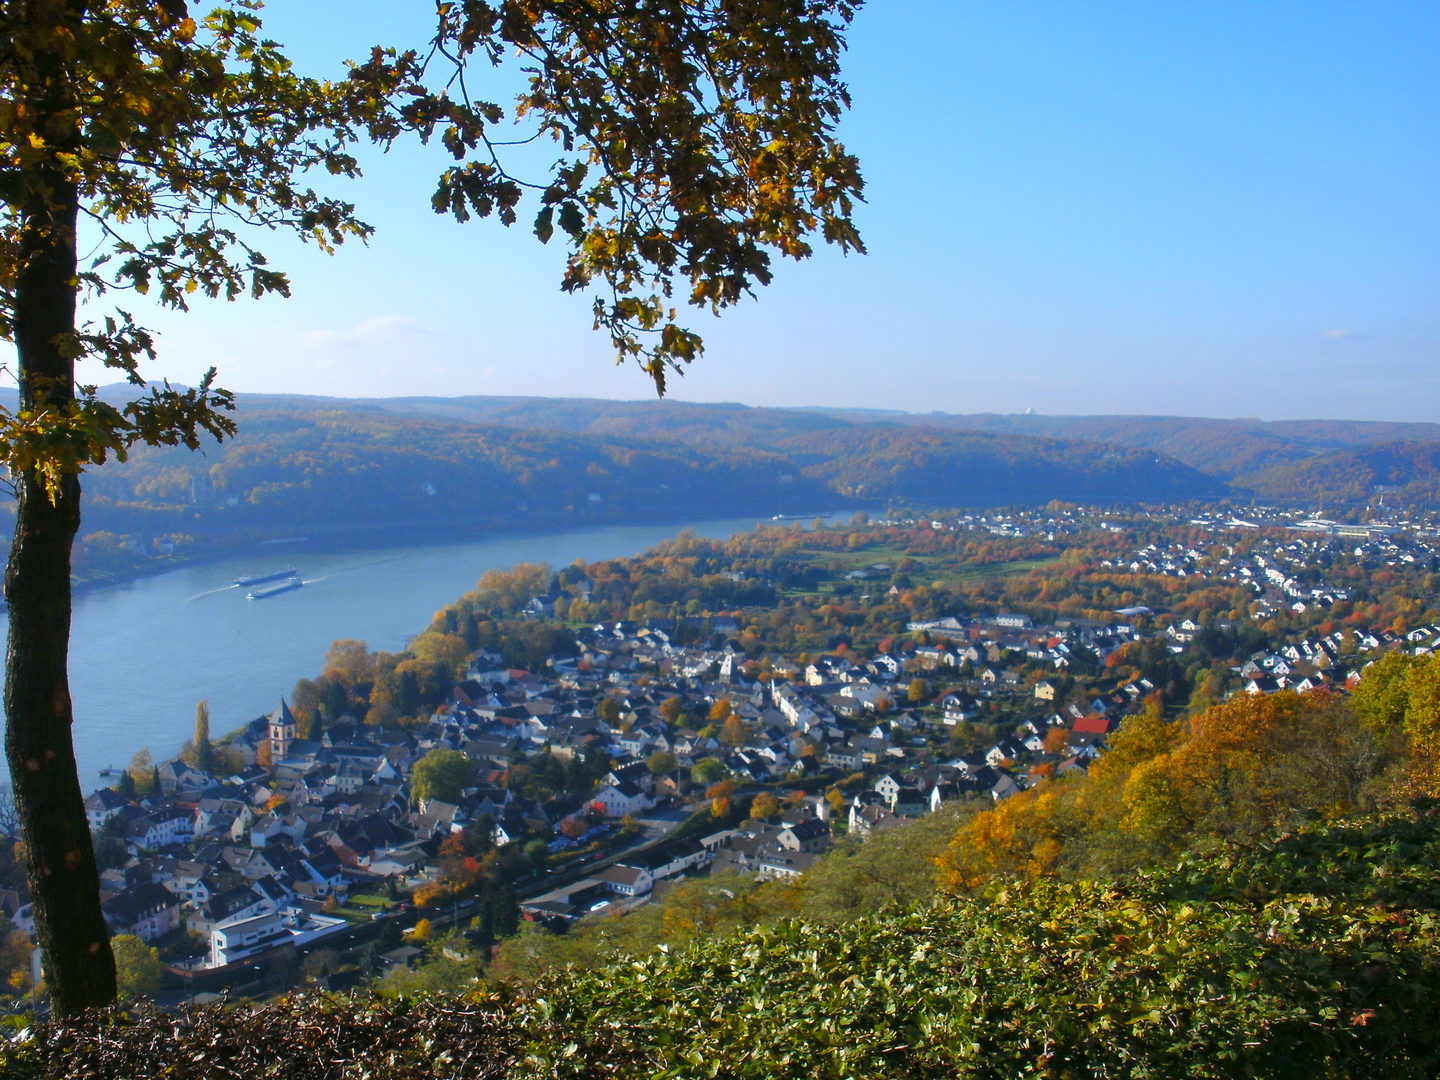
[
  {"xmin": 235, "ymin": 567, "xmax": 298, "ymax": 588},
  {"xmin": 246, "ymin": 578, "xmax": 303, "ymax": 600}
]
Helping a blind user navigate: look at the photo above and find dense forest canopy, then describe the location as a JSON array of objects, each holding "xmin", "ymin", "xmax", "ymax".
[
  {"xmin": 84, "ymin": 391, "xmax": 1440, "ymax": 502},
  {"xmin": 838, "ymin": 409, "xmax": 1440, "ymax": 481},
  {"xmin": 156, "ymin": 393, "xmax": 1437, "ymax": 480}
]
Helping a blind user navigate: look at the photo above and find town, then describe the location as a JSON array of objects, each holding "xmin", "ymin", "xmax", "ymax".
[{"xmin": 2, "ymin": 501, "xmax": 1437, "ymax": 1003}]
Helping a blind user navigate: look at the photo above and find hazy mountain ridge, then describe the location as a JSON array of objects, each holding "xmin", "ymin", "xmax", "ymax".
[
  {"xmin": 77, "ymin": 408, "xmax": 832, "ymax": 542},
  {"xmin": 78, "ymin": 404, "xmax": 1221, "ymax": 520},
  {"xmin": 230, "ymin": 392, "xmax": 849, "ymax": 447},
  {"xmin": 1, "ymin": 392, "xmax": 1430, "ymax": 551},
  {"xmin": 222, "ymin": 392, "xmax": 1438, "ymax": 484},
  {"xmin": 806, "ymin": 409, "xmax": 1440, "ymax": 479},
  {"xmin": 45, "ymin": 400, "xmax": 1225, "ymax": 564}
]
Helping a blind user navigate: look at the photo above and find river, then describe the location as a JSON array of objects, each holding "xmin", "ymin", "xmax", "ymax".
[{"xmin": 57, "ymin": 515, "xmax": 778, "ymax": 792}]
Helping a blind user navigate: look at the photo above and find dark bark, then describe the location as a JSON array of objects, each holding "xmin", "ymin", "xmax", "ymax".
[{"xmin": 4, "ymin": 159, "xmax": 117, "ymax": 1011}]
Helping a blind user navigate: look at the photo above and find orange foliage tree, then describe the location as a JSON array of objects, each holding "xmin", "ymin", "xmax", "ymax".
[
  {"xmin": 938, "ymin": 692, "xmax": 1386, "ymax": 894},
  {"xmin": 1121, "ymin": 691, "xmax": 1376, "ymax": 848}
]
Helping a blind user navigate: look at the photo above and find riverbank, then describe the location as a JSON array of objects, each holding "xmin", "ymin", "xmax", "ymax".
[
  {"xmin": 50, "ymin": 501, "xmax": 854, "ymax": 594},
  {"xmin": 60, "ymin": 514, "xmax": 803, "ymax": 792}
]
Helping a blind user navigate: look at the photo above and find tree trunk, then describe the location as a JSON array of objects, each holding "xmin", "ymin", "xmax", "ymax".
[{"xmin": 4, "ymin": 165, "xmax": 117, "ymax": 1013}]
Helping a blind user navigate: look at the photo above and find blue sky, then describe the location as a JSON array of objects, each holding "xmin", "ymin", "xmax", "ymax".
[{"xmin": 74, "ymin": 2, "xmax": 1440, "ymax": 420}]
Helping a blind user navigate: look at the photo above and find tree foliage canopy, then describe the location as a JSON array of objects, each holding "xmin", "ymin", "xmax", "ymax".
[
  {"xmin": 1, "ymin": 0, "xmax": 867, "ymax": 486},
  {"xmin": 938, "ymin": 691, "xmax": 1393, "ymax": 892},
  {"xmin": 0, "ymin": 0, "xmax": 866, "ymax": 1018},
  {"xmin": 410, "ymin": 748, "xmax": 476, "ymax": 807},
  {"xmin": 109, "ymin": 933, "xmax": 161, "ymax": 1003},
  {"xmin": 0, "ymin": 0, "xmax": 382, "ymax": 493},
  {"xmin": 349, "ymin": 0, "xmax": 865, "ymax": 391}
]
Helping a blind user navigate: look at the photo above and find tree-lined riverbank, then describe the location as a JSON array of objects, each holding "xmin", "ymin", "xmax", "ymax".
[{"xmin": 54, "ymin": 517, "xmax": 768, "ymax": 791}]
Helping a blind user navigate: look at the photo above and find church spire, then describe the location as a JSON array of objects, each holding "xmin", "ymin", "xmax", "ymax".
[{"xmin": 268, "ymin": 698, "xmax": 295, "ymax": 764}]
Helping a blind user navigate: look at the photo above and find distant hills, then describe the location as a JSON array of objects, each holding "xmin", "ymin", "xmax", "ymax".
[
  {"xmin": 1241, "ymin": 440, "xmax": 1440, "ymax": 509},
  {"xmin": 70, "ymin": 401, "xmax": 1222, "ymax": 539},
  {"xmin": 806, "ymin": 409, "xmax": 1440, "ymax": 482},
  {"xmin": 75, "ymin": 408, "xmax": 833, "ymax": 544},
  {"xmin": 777, "ymin": 426, "xmax": 1223, "ymax": 505},
  {"xmin": 226, "ymin": 393, "xmax": 1437, "ymax": 488},
  {"xmin": 0, "ymin": 390, "xmax": 1432, "ymax": 569}
]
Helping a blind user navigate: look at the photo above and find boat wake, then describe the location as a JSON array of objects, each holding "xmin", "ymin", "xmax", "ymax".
[{"xmin": 184, "ymin": 584, "xmax": 240, "ymax": 603}]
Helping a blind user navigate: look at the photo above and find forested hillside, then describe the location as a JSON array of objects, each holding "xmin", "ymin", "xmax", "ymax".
[
  {"xmin": 241, "ymin": 394, "xmax": 1440, "ymax": 500},
  {"xmin": 1243, "ymin": 440, "xmax": 1440, "ymax": 509},
  {"xmin": 821, "ymin": 409, "xmax": 1440, "ymax": 480},
  {"xmin": 1, "ymin": 390, "xmax": 1430, "ymax": 586},
  {"xmin": 80, "ymin": 408, "xmax": 824, "ymax": 538},
  {"xmin": 274, "ymin": 393, "xmax": 845, "ymax": 447},
  {"xmin": 24, "ymin": 401, "xmax": 1227, "ymax": 583},
  {"xmin": 225, "ymin": 393, "xmax": 1440, "ymax": 482},
  {"xmin": 781, "ymin": 425, "xmax": 1223, "ymax": 503}
]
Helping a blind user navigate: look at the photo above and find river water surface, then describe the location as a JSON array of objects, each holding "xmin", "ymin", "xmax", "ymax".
[{"xmin": 60, "ymin": 516, "xmax": 771, "ymax": 791}]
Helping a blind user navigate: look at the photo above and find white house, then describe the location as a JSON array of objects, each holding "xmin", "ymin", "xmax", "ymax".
[
  {"xmin": 210, "ymin": 911, "xmax": 290, "ymax": 968},
  {"xmin": 872, "ymin": 774, "xmax": 903, "ymax": 803},
  {"xmin": 592, "ymin": 781, "xmax": 655, "ymax": 818},
  {"xmin": 124, "ymin": 807, "xmax": 194, "ymax": 852},
  {"xmin": 596, "ymin": 864, "xmax": 653, "ymax": 898},
  {"xmin": 84, "ymin": 788, "xmax": 127, "ymax": 831}
]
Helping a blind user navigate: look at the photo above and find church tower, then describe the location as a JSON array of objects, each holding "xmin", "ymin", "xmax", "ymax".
[{"xmin": 269, "ymin": 699, "xmax": 296, "ymax": 764}]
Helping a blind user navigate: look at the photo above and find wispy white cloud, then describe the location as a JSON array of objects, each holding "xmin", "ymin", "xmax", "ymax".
[
  {"xmin": 1322, "ymin": 327, "xmax": 1355, "ymax": 340},
  {"xmin": 299, "ymin": 315, "xmax": 432, "ymax": 350}
]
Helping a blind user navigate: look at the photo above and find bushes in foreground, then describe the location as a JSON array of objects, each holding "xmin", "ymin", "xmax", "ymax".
[{"xmin": 7, "ymin": 809, "xmax": 1440, "ymax": 1079}]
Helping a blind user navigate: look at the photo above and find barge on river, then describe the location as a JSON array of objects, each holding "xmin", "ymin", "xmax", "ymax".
[
  {"xmin": 235, "ymin": 567, "xmax": 298, "ymax": 589},
  {"xmin": 247, "ymin": 578, "xmax": 303, "ymax": 600}
]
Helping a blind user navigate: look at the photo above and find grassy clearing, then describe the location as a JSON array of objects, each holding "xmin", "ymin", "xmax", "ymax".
[
  {"xmin": 336, "ymin": 892, "xmax": 391, "ymax": 921},
  {"xmin": 780, "ymin": 555, "xmax": 1062, "ymax": 602},
  {"xmin": 946, "ymin": 555, "xmax": 1062, "ymax": 582}
]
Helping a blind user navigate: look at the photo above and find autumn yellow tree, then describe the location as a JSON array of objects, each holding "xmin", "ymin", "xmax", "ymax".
[
  {"xmin": 1349, "ymin": 652, "xmax": 1418, "ymax": 737},
  {"xmin": 322, "ymin": 639, "xmax": 377, "ymax": 694},
  {"xmin": 938, "ymin": 785, "xmax": 1068, "ymax": 892},
  {"xmin": 720, "ymin": 715, "xmax": 748, "ymax": 748},
  {"xmin": 1406, "ymin": 656, "xmax": 1440, "ymax": 762},
  {"xmin": 937, "ymin": 693, "xmax": 1386, "ymax": 895},
  {"xmin": 750, "ymin": 792, "xmax": 781, "ymax": 821},
  {"xmin": 1349, "ymin": 653, "xmax": 1440, "ymax": 792},
  {"xmin": 410, "ymin": 631, "xmax": 470, "ymax": 675},
  {"xmin": 110, "ymin": 934, "xmax": 161, "ymax": 1003},
  {"xmin": 1120, "ymin": 691, "xmax": 1378, "ymax": 849}
]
